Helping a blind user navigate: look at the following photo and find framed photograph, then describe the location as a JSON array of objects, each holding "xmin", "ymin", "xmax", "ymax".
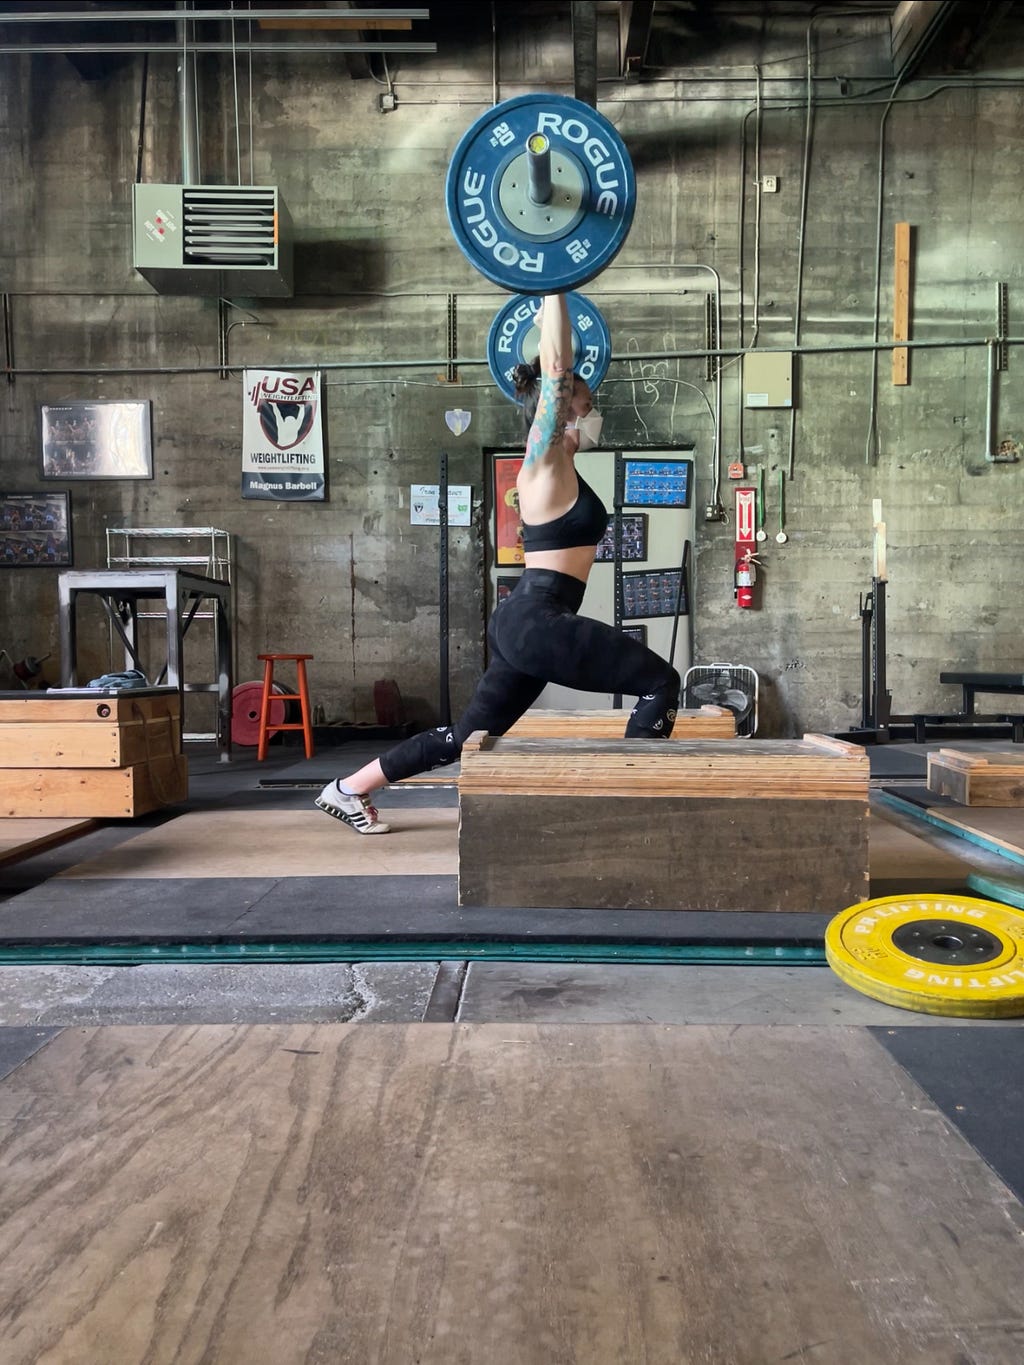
[
  {"xmin": 595, "ymin": 512, "xmax": 648, "ymax": 563},
  {"xmin": 620, "ymin": 623, "xmax": 647, "ymax": 646},
  {"xmin": 40, "ymin": 400, "xmax": 153, "ymax": 480},
  {"xmin": 496, "ymin": 574, "xmax": 521, "ymax": 604},
  {"xmin": 0, "ymin": 491, "xmax": 72, "ymax": 567},
  {"xmin": 620, "ymin": 567, "xmax": 688, "ymax": 620},
  {"xmin": 623, "ymin": 458, "xmax": 692, "ymax": 508},
  {"xmin": 493, "ymin": 454, "xmax": 525, "ymax": 565}
]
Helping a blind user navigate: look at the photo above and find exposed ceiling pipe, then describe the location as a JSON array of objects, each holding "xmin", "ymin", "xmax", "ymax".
[
  {"xmin": 0, "ymin": 41, "xmax": 438, "ymax": 55},
  {"xmin": 177, "ymin": 2, "xmax": 200, "ymax": 186},
  {"xmin": 0, "ymin": 7, "xmax": 429, "ymax": 22},
  {"xmin": 9, "ymin": 335, "xmax": 1019, "ymax": 380}
]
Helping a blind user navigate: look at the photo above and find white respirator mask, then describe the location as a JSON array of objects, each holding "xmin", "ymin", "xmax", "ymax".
[{"xmin": 569, "ymin": 409, "xmax": 604, "ymax": 451}]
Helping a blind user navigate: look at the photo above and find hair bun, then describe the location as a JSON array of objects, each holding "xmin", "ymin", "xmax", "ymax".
[{"xmin": 511, "ymin": 360, "xmax": 540, "ymax": 394}]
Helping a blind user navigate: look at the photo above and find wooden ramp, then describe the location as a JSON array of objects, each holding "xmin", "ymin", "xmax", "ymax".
[
  {"xmin": 882, "ymin": 790, "xmax": 1024, "ymax": 866},
  {"xmin": 1, "ymin": 1023, "xmax": 1022, "ymax": 1365},
  {"xmin": 0, "ymin": 816, "xmax": 98, "ymax": 868}
]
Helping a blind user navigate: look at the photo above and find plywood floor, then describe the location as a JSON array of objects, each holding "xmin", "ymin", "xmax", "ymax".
[
  {"xmin": 0, "ymin": 1022, "xmax": 1022, "ymax": 1365},
  {"xmin": 32, "ymin": 806, "xmax": 965, "ymax": 886},
  {"xmin": 55, "ymin": 807, "xmax": 459, "ymax": 879}
]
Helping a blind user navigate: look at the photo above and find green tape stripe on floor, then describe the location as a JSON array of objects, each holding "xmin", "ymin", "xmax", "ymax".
[{"xmin": 0, "ymin": 941, "xmax": 827, "ymax": 967}]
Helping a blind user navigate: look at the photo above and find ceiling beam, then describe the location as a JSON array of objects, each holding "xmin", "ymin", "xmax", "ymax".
[
  {"xmin": 890, "ymin": 0, "xmax": 954, "ymax": 79},
  {"xmin": 572, "ymin": 1, "xmax": 598, "ymax": 107},
  {"xmin": 619, "ymin": 0, "xmax": 654, "ymax": 80}
]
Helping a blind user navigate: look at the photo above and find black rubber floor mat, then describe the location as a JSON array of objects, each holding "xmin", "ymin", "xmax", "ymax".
[
  {"xmin": 0, "ymin": 874, "xmax": 831, "ymax": 945},
  {"xmin": 872, "ymin": 1026, "xmax": 1024, "ymax": 1204}
]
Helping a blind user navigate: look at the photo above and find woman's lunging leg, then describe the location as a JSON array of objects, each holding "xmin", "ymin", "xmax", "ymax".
[
  {"xmin": 319, "ymin": 634, "xmax": 545, "ymax": 828},
  {"xmin": 377, "ymin": 655, "xmax": 545, "ymax": 783},
  {"xmin": 499, "ymin": 606, "xmax": 680, "ymax": 738}
]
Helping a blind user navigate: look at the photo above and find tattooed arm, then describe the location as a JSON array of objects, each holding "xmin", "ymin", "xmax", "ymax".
[{"xmin": 524, "ymin": 294, "xmax": 575, "ymax": 469}]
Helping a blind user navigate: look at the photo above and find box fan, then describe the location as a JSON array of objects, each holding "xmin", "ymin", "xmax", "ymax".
[{"xmin": 683, "ymin": 663, "xmax": 759, "ymax": 737}]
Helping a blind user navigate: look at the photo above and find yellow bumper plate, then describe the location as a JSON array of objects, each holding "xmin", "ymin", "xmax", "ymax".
[{"xmin": 826, "ymin": 893, "xmax": 1024, "ymax": 1018}]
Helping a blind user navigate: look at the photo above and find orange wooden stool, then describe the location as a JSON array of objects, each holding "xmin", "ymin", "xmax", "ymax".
[{"xmin": 256, "ymin": 653, "xmax": 315, "ymax": 760}]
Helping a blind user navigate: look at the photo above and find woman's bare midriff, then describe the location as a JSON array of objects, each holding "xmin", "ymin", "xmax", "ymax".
[{"xmin": 523, "ymin": 545, "xmax": 596, "ymax": 583}]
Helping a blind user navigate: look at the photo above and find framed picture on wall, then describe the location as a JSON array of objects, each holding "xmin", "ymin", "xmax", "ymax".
[
  {"xmin": 493, "ymin": 454, "xmax": 526, "ymax": 566},
  {"xmin": 620, "ymin": 567, "xmax": 688, "ymax": 619},
  {"xmin": 620, "ymin": 624, "xmax": 647, "ymax": 646},
  {"xmin": 595, "ymin": 512, "xmax": 648, "ymax": 563},
  {"xmin": 622, "ymin": 458, "xmax": 692, "ymax": 508},
  {"xmin": 40, "ymin": 400, "xmax": 153, "ymax": 480},
  {"xmin": 0, "ymin": 491, "xmax": 72, "ymax": 567}
]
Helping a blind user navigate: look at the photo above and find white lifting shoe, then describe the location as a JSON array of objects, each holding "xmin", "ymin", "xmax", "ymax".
[{"xmin": 315, "ymin": 781, "xmax": 391, "ymax": 834}]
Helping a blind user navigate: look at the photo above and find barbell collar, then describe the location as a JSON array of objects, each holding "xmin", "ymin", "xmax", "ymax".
[{"xmin": 527, "ymin": 133, "xmax": 552, "ymax": 205}]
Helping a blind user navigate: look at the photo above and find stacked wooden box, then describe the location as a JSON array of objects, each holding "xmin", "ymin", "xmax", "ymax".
[
  {"xmin": 505, "ymin": 706, "xmax": 736, "ymax": 740},
  {"xmin": 0, "ymin": 689, "xmax": 188, "ymax": 818},
  {"xmin": 927, "ymin": 748, "xmax": 1024, "ymax": 806},
  {"xmin": 458, "ymin": 732, "xmax": 869, "ymax": 912}
]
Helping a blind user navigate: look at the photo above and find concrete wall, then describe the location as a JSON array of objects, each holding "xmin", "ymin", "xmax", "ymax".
[{"xmin": 1, "ymin": 2, "xmax": 1022, "ymax": 737}]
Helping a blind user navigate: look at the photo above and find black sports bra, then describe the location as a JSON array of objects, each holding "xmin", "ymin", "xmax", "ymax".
[{"xmin": 521, "ymin": 473, "xmax": 609, "ymax": 553}]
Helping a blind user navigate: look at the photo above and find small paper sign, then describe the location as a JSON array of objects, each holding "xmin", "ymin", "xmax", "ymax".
[{"xmin": 410, "ymin": 484, "xmax": 472, "ymax": 526}]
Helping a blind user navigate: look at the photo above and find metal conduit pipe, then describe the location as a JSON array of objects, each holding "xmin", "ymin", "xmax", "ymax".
[
  {"xmin": 7, "ymin": 336, "xmax": 1023, "ymax": 379},
  {"xmin": 982, "ymin": 339, "xmax": 1010, "ymax": 464},
  {"xmin": 2, "ymin": 293, "xmax": 13, "ymax": 385},
  {"xmin": 177, "ymin": 2, "xmax": 199, "ymax": 186}
]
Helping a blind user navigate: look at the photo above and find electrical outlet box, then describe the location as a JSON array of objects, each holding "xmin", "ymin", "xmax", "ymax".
[
  {"xmin": 744, "ymin": 351, "xmax": 793, "ymax": 408},
  {"xmin": 761, "ymin": 175, "xmax": 778, "ymax": 193}
]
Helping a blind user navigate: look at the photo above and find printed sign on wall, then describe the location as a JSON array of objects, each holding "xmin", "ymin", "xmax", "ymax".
[{"xmin": 242, "ymin": 369, "xmax": 325, "ymax": 501}]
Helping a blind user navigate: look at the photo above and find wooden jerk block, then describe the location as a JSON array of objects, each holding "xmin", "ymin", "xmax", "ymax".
[
  {"xmin": 0, "ymin": 688, "xmax": 187, "ymax": 817},
  {"xmin": 927, "ymin": 748, "xmax": 1024, "ymax": 807},
  {"xmin": 1, "ymin": 760, "xmax": 189, "ymax": 819},
  {"xmin": 505, "ymin": 706, "xmax": 736, "ymax": 741},
  {"xmin": 458, "ymin": 732, "xmax": 869, "ymax": 912}
]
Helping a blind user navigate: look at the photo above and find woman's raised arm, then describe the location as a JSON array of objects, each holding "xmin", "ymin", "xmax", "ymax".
[{"xmin": 525, "ymin": 294, "xmax": 575, "ymax": 467}]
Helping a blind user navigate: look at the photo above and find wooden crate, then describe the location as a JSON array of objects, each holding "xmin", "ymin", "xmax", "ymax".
[
  {"xmin": 927, "ymin": 748, "xmax": 1024, "ymax": 806},
  {"xmin": 0, "ymin": 758, "xmax": 189, "ymax": 819},
  {"xmin": 458, "ymin": 732, "xmax": 870, "ymax": 912},
  {"xmin": 0, "ymin": 693, "xmax": 180, "ymax": 725},
  {"xmin": 0, "ymin": 717, "xmax": 178, "ymax": 768},
  {"xmin": 505, "ymin": 706, "xmax": 736, "ymax": 741},
  {"xmin": 0, "ymin": 690, "xmax": 186, "ymax": 817}
]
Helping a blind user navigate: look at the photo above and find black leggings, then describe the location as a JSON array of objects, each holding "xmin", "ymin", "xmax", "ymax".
[{"xmin": 380, "ymin": 568, "xmax": 681, "ymax": 783}]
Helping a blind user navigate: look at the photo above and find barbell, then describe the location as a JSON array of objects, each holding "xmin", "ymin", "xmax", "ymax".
[
  {"xmin": 487, "ymin": 292, "xmax": 612, "ymax": 402},
  {"xmin": 445, "ymin": 93, "xmax": 636, "ymax": 293}
]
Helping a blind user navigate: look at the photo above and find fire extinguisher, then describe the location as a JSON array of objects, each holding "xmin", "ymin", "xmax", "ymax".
[{"xmin": 735, "ymin": 550, "xmax": 760, "ymax": 609}]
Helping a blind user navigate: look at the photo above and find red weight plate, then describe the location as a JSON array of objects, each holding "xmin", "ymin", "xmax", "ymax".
[{"xmin": 232, "ymin": 680, "xmax": 286, "ymax": 747}]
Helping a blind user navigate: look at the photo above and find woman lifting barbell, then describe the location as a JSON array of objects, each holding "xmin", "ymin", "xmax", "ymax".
[{"xmin": 316, "ymin": 291, "xmax": 681, "ymax": 834}]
